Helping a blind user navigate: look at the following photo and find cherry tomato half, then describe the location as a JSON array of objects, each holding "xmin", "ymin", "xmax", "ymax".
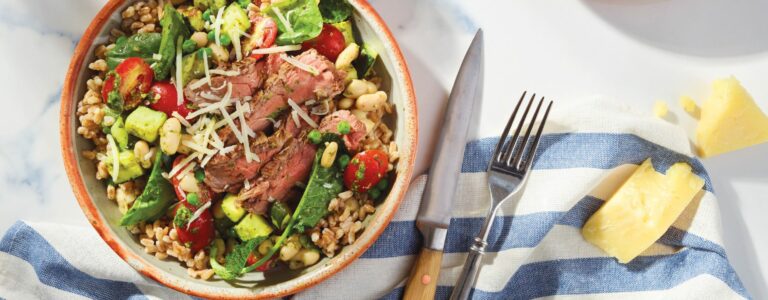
[
  {"xmin": 113, "ymin": 57, "xmax": 154, "ymax": 108},
  {"xmin": 244, "ymin": 16, "xmax": 278, "ymax": 61},
  {"xmin": 343, "ymin": 150, "xmax": 389, "ymax": 193},
  {"xmin": 246, "ymin": 253, "xmax": 276, "ymax": 272},
  {"xmin": 101, "ymin": 75, "xmax": 116, "ymax": 103},
  {"xmin": 301, "ymin": 24, "xmax": 346, "ymax": 62},
  {"xmin": 172, "ymin": 202, "xmax": 215, "ymax": 253},
  {"xmin": 149, "ymin": 82, "xmax": 191, "ymax": 118}
]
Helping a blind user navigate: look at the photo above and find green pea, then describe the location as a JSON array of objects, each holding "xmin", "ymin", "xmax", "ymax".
[
  {"xmin": 197, "ymin": 47, "xmax": 213, "ymax": 59},
  {"xmin": 219, "ymin": 34, "xmax": 231, "ymax": 46},
  {"xmin": 182, "ymin": 39, "xmax": 198, "ymax": 54},
  {"xmin": 337, "ymin": 120, "xmax": 351, "ymax": 135},
  {"xmin": 194, "ymin": 169, "xmax": 206, "ymax": 182},
  {"xmin": 368, "ymin": 188, "xmax": 381, "ymax": 200},
  {"xmin": 202, "ymin": 9, "xmax": 212, "ymax": 22},
  {"xmin": 187, "ymin": 193, "xmax": 200, "ymax": 206},
  {"xmin": 207, "ymin": 31, "xmax": 216, "ymax": 41},
  {"xmin": 337, "ymin": 154, "xmax": 351, "ymax": 169},
  {"xmin": 308, "ymin": 130, "xmax": 322, "ymax": 144},
  {"xmin": 375, "ymin": 178, "xmax": 389, "ymax": 191}
]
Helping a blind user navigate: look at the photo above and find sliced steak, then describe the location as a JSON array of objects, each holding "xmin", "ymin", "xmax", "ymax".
[
  {"xmin": 184, "ymin": 58, "xmax": 267, "ymax": 107},
  {"xmin": 318, "ymin": 110, "xmax": 367, "ymax": 151},
  {"xmin": 218, "ymin": 49, "xmax": 346, "ymax": 144},
  {"xmin": 239, "ymin": 130, "xmax": 318, "ymax": 214},
  {"xmin": 203, "ymin": 114, "xmax": 305, "ymax": 193}
]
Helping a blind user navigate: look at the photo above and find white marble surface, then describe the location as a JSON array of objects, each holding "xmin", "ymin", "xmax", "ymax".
[{"xmin": 0, "ymin": 0, "xmax": 766, "ymax": 297}]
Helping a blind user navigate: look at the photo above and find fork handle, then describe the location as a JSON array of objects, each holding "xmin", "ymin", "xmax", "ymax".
[{"xmin": 450, "ymin": 238, "xmax": 488, "ymax": 300}]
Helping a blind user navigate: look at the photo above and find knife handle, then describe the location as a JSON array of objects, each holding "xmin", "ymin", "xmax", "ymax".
[{"xmin": 404, "ymin": 248, "xmax": 444, "ymax": 300}]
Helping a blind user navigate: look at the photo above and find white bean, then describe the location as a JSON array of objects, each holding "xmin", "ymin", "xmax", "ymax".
[
  {"xmin": 344, "ymin": 79, "xmax": 370, "ymax": 99},
  {"xmin": 160, "ymin": 118, "xmax": 182, "ymax": 155},
  {"xmin": 191, "ymin": 32, "xmax": 208, "ymax": 48},
  {"xmin": 209, "ymin": 43, "xmax": 229, "ymax": 64},
  {"xmin": 320, "ymin": 142, "xmax": 338, "ymax": 168},
  {"xmin": 355, "ymin": 91, "xmax": 388, "ymax": 112},
  {"xmin": 279, "ymin": 242, "xmax": 300, "ymax": 261},
  {"xmin": 335, "ymin": 43, "xmax": 359, "ymax": 70},
  {"xmin": 179, "ymin": 174, "xmax": 200, "ymax": 193},
  {"xmin": 338, "ymin": 98, "xmax": 354, "ymax": 109},
  {"xmin": 258, "ymin": 239, "xmax": 273, "ymax": 256},
  {"xmin": 300, "ymin": 249, "xmax": 320, "ymax": 266},
  {"xmin": 177, "ymin": 134, "xmax": 194, "ymax": 154},
  {"xmin": 134, "ymin": 141, "xmax": 151, "ymax": 168}
]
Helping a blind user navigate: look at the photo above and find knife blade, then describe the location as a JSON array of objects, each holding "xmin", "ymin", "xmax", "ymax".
[{"xmin": 403, "ymin": 29, "xmax": 484, "ymax": 300}]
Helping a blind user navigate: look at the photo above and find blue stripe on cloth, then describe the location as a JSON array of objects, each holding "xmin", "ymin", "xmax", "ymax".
[
  {"xmin": 0, "ymin": 221, "xmax": 147, "ymax": 300},
  {"xmin": 379, "ymin": 248, "xmax": 749, "ymax": 299},
  {"xmin": 461, "ymin": 134, "xmax": 713, "ymax": 191},
  {"xmin": 362, "ymin": 196, "xmax": 725, "ymax": 259}
]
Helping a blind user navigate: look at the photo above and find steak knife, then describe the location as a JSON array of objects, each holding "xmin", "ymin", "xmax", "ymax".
[{"xmin": 403, "ymin": 29, "xmax": 484, "ymax": 300}]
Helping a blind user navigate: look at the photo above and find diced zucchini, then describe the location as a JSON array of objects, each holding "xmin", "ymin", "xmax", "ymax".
[
  {"xmin": 221, "ymin": 3, "xmax": 250, "ymax": 36},
  {"xmin": 353, "ymin": 43, "xmax": 378, "ymax": 77},
  {"xmin": 234, "ymin": 213, "xmax": 274, "ymax": 241},
  {"xmin": 110, "ymin": 117, "xmax": 129, "ymax": 150},
  {"xmin": 193, "ymin": 0, "xmax": 227, "ymax": 11},
  {"xmin": 270, "ymin": 202, "xmax": 292, "ymax": 230},
  {"xmin": 181, "ymin": 52, "xmax": 206, "ymax": 86},
  {"xmin": 221, "ymin": 193, "xmax": 246, "ymax": 222},
  {"xmin": 332, "ymin": 21, "xmax": 355, "ymax": 45},
  {"xmin": 125, "ymin": 106, "xmax": 167, "ymax": 142},
  {"xmin": 106, "ymin": 150, "xmax": 145, "ymax": 183},
  {"xmin": 181, "ymin": 6, "xmax": 205, "ymax": 31}
]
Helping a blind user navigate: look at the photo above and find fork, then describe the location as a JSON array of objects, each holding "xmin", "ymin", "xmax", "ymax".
[{"xmin": 450, "ymin": 91, "xmax": 553, "ymax": 300}]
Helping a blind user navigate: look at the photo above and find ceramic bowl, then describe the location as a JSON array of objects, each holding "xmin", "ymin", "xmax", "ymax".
[{"xmin": 60, "ymin": 1, "xmax": 417, "ymax": 298}]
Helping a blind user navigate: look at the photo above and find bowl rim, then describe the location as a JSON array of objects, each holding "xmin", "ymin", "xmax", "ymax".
[{"xmin": 59, "ymin": 0, "xmax": 418, "ymax": 298}]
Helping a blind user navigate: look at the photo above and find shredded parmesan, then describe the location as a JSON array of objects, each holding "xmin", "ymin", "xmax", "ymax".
[
  {"xmin": 272, "ymin": 7, "xmax": 293, "ymax": 33},
  {"xmin": 287, "ymin": 98, "xmax": 318, "ymax": 128},
  {"xmin": 280, "ymin": 53, "xmax": 319, "ymax": 76},
  {"xmin": 291, "ymin": 110, "xmax": 300, "ymax": 127},
  {"xmin": 172, "ymin": 111, "xmax": 192, "ymax": 128},
  {"xmin": 188, "ymin": 115, "xmax": 208, "ymax": 134},
  {"xmin": 214, "ymin": 7, "xmax": 224, "ymax": 46},
  {"xmin": 187, "ymin": 201, "xmax": 212, "ymax": 229},
  {"xmin": 176, "ymin": 161, "xmax": 197, "ymax": 181},
  {"xmin": 107, "ymin": 135, "xmax": 119, "ymax": 182},
  {"xmin": 186, "ymin": 95, "xmax": 234, "ymax": 120},
  {"xmin": 218, "ymin": 83, "xmax": 245, "ymax": 144},
  {"xmin": 310, "ymin": 100, "xmax": 330, "ymax": 116},
  {"xmin": 202, "ymin": 50, "xmax": 211, "ymax": 85},
  {"xmin": 250, "ymin": 44, "xmax": 302, "ymax": 55},
  {"xmin": 201, "ymin": 119, "xmax": 216, "ymax": 151},
  {"xmin": 169, "ymin": 153, "xmax": 201, "ymax": 178},
  {"xmin": 175, "ymin": 37, "xmax": 184, "ymax": 106},
  {"xmin": 209, "ymin": 69, "xmax": 241, "ymax": 76},
  {"xmin": 182, "ymin": 140, "xmax": 217, "ymax": 156},
  {"xmin": 200, "ymin": 92, "xmax": 222, "ymax": 101},
  {"xmin": 152, "ymin": 53, "xmax": 162, "ymax": 60},
  {"xmin": 244, "ymin": 179, "xmax": 251, "ymax": 190},
  {"xmin": 210, "ymin": 130, "xmax": 225, "ymax": 150},
  {"xmin": 232, "ymin": 29, "xmax": 243, "ymax": 62},
  {"xmin": 188, "ymin": 78, "xmax": 209, "ymax": 91},
  {"xmin": 219, "ymin": 145, "xmax": 236, "ymax": 155},
  {"xmin": 143, "ymin": 148, "xmax": 156, "ymax": 163},
  {"xmin": 201, "ymin": 151, "xmax": 216, "ymax": 168}
]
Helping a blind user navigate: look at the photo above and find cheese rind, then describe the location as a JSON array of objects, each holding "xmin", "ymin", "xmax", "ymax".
[
  {"xmin": 581, "ymin": 159, "xmax": 704, "ymax": 263},
  {"xmin": 696, "ymin": 77, "xmax": 768, "ymax": 157}
]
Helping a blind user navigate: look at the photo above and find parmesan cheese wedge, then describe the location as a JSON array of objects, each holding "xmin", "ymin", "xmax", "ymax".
[
  {"xmin": 696, "ymin": 77, "xmax": 768, "ymax": 157},
  {"xmin": 582, "ymin": 159, "xmax": 704, "ymax": 263}
]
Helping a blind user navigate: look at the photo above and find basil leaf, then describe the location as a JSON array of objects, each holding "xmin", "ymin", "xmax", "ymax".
[
  {"xmin": 319, "ymin": 0, "xmax": 352, "ymax": 24},
  {"xmin": 266, "ymin": 0, "xmax": 323, "ymax": 45}
]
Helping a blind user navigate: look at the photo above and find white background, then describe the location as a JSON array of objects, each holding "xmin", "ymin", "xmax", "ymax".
[{"xmin": 0, "ymin": 0, "xmax": 765, "ymax": 298}]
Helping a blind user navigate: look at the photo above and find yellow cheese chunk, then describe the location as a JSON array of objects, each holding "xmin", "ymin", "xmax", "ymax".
[
  {"xmin": 653, "ymin": 101, "xmax": 669, "ymax": 118},
  {"xmin": 679, "ymin": 95, "xmax": 698, "ymax": 115},
  {"xmin": 582, "ymin": 159, "xmax": 704, "ymax": 263},
  {"xmin": 696, "ymin": 77, "xmax": 768, "ymax": 157}
]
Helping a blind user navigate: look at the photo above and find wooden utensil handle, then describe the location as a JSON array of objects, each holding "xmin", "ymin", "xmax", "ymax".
[{"xmin": 404, "ymin": 248, "xmax": 444, "ymax": 300}]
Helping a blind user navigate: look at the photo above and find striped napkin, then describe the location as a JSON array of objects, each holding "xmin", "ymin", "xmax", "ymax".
[{"xmin": 0, "ymin": 97, "xmax": 750, "ymax": 299}]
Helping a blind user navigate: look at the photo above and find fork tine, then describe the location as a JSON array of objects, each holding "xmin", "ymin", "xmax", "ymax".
[
  {"xmin": 510, "ymin": 96, "xmax": 545, "ymax": 169},
  {"xmin": 490, "ymin": 91, "xmax": 527, "ymax": 165},
  {"xmin": 501, "ymin": 92, "xmax": 536, "ymax": 164},
  {"xmin": 520, "ymin": 100, "xmax": 553, "ymax": 171}
]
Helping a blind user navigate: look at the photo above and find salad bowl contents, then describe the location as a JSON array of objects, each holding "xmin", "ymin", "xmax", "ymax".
[{"xmin": 61, "ymin": 0, "xmax": 416, "ymax": 297}]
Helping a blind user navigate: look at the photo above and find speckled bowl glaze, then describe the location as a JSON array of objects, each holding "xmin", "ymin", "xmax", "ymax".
[{"xmin": 60, "ymin": 1, "xmax": 417, "ymax": 298}]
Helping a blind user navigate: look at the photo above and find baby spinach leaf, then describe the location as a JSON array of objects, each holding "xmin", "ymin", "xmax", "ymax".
[
  {"xmin": 319, "ymin": 0, "xmax": 352, "ymax": 24},
  {"xmin": 105, "ymin": 32, "xmax": 162, "ymax": 70},
  {"xmin": 265, "ymin": 0, "xmax": 323, "ymax": 45}
]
